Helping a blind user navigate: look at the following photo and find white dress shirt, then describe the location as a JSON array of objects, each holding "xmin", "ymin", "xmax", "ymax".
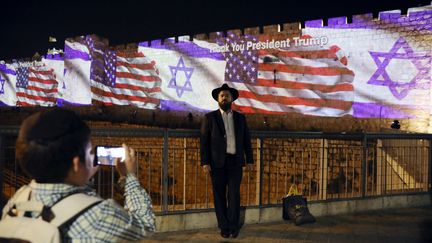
[{"xmin": 220, "ymin": 109, "xmax": 236, "ymax": 154}]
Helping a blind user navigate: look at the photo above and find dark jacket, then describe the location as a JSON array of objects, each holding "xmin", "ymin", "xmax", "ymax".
[{"xmin": 200, "ymin": 110, "xmax": 253, "ymax": 168}]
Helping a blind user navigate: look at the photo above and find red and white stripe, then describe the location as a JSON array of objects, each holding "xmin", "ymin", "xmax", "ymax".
[
  {"xmin": 91, "ymin": 51, "xmax": 162, "ymax": 109},
  {"xmin": 16, "ymin": 66, "xmax": 58, "ymax": 106},
  {"xmin": 231, "ymin": 36, "xmax": 355, "ymax": 117}
]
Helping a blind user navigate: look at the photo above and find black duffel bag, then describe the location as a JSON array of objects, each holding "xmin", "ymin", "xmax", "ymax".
[{"xmin": 282, "ymin": 185, "xmax": 316, "ymax": 226}]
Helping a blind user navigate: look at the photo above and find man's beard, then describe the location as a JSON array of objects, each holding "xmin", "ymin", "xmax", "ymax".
[{"xmin": 219, "ymin": 101, "xmax": 232, "ymax": 111}]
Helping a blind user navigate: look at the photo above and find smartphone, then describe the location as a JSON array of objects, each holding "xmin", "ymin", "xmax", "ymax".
[{"xmin": 94, "ymin": 146, "xmax": 126, "ymax": 166}]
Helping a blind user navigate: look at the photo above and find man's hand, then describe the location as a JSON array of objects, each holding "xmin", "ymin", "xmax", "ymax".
[
  {"xmin": 116, "ymin": 143, "xmax": 137, "ymax": 178},
  {"xmin": 202, "ymin": 164, "xmax": 211, "ymax": 174},
  {"xmin": 247, "ymin": 163, "xmax": 254, "ymax": 172}
]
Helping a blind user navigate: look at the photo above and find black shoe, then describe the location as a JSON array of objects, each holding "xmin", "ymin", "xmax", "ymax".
[
  {"xmin": 230, "ymin": 228, "xmax": 240, "ymax": 238},
  {"xmin": 220, "ymin": 229, "xmax": 230, "ymax": 238}
]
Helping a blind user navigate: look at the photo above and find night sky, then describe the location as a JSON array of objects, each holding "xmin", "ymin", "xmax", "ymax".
[{"xmin": 0, "ymin": 0, "xmax": 430, "ymax": 60}]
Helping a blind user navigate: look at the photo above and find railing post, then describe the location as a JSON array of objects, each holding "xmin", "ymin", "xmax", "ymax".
[
  {"xmin": 0, "ymin": 135, "xmax": 4, "ymax": 209},
  {"xmin": 162, "ymin": 129, "xmax": 169, "ymax": 212},
  {"xmin": 376, "ymin": 139, "xmax": 383, "ymax": 195},
  {"xmin": 111, "ymin": 166, "xmax": 115, "ymax": 199},
  {"xmin": 257, "ymin": 138, "xmax": 264, "ymax": 207},
  {"xmin": 361, "ymin": 134, "xmax": 367, "ymax": 198},
  {"xmin": 429, "ymin": 139, "xmax": 432, "ymax": 193},
  {"xmin": 319, "ymin": 138, "xmax": 328, "ymax": 200},
  {"xmin": 183, "ymin": 138, "xmax": 187, "ymax": 211}
]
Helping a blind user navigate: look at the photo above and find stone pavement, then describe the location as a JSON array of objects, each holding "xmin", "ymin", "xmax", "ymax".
[{"xmin": 140, "ymin": 206, "xmax": 432, "ymax": 243}]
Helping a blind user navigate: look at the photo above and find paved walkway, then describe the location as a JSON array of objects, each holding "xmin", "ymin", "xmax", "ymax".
[{"xmin": 140, "ymin": 206, "xmax": 432, "ymax": 243}]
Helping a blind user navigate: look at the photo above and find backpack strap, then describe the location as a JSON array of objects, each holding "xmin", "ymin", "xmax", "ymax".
[
  {"xmin": 49, "ymin": 193, "xmax": 103, "ymax": 227},
  {"xmin": 50, "ymin": 193, "xmax": 102, "ymax": 227},
  {"xmin": 13, "ymin": 185, "xmax": 32, "ymax": 202}
]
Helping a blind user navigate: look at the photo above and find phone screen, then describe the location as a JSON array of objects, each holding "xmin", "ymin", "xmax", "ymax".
[{"xmin": 94, "ymin": 146, "xmax": 125, "ymax": 166}]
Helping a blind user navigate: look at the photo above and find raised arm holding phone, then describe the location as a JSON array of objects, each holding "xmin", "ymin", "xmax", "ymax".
[{"xmin": 1, "ymin": 109, "xmax": 155, "ymax": 242}]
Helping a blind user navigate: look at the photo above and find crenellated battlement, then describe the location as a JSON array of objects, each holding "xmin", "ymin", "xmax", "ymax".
[
  {"xmin": 112, "ymin": 4, "xmax": 432, "ymax": 49},
  {"xmin": 1, "ymin": 4, "xmax": 431, "ymax": 61}
]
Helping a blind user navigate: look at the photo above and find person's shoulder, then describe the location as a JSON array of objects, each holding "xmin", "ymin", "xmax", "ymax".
[
  {"xmin": 69, "ymin": 198, "xmax": 123, "ymax": 231},
  {"xmin": 80, "ymin": 198, "xmax": 121, "ymax": 216},
  {"xmin": 205, "ymin": 110, "xmax": 219, "ymax": 117},
  {"xmin": 233, "ymin": 110, "xmax": 246, "ymax": 118}
]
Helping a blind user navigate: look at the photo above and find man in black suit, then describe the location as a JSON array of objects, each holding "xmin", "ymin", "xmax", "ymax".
[{"xmin": 200, "ymin": 83, "xmax": 253, "ymax": 238}]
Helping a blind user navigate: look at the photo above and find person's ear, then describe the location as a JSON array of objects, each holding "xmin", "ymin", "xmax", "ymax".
[{"xmin": 72, "ymin": 156, "xmax": 81, "ymax": 173}]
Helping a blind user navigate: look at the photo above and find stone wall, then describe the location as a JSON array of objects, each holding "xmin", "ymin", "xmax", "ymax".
[
  {"xmin": 1, "ymin": 5, "xmax": 431, "ymax": 133},
  {"xmin": 1, "ymin": 4, "xmax": 431, "ymax": 212}
]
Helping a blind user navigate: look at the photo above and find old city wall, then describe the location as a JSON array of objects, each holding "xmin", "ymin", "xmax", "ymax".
[{"xmin": 1, "ymin": 6, "xmax": 431, "ymax": 209}]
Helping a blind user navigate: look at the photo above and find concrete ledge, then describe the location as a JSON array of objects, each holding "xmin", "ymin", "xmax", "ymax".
[
  {"xmin": 309, "ymin": 194, "xmax": 432, "ymax": 218},
  {"xmin": 155, "ymin": 193, "xmax": 432, "ymax": 232},
  {"xmin": 156, "ymin": 211, "xmax": 217, "ymax": 232}
]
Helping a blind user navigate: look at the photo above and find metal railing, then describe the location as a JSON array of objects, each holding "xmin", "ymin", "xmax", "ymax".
[{"xmin": 1, "ymin": 127, "xmax": 431, "ymax": 214}]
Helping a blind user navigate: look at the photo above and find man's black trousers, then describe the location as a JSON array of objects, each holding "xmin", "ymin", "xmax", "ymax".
[{"xmin": 210, "ymin": 154, "xmax": 243, "ymax": 231}]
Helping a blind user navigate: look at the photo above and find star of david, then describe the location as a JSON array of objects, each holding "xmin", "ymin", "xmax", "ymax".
[
  {"xmin": 0, "ymin": 76, "xmax": 5, "ymax": 94},
  {"xmin": 168, "ymin": 57, "xmax": 194, "ymax": 98},
  {"xmin": 368, "ymin": 37, "xmax": 431, "ymax": 100}
]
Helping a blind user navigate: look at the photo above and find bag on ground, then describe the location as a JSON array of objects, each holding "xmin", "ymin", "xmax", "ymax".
[{"xmin": 282, "ymin": 185, "xmax": 316, "ymax": 225}]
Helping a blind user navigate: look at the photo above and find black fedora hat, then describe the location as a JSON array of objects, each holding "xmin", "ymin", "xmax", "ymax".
[{"xmin": 211, "ymin": 84, "xmax": 239, "ymax": 101}]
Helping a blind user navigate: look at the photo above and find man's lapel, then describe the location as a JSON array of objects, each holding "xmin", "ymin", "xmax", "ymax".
[
  {"xmin": 214, "ymin": 110, "xmax": 226, "ymax": 135},
  {"xmin": 233, "ymin": 111, "xmax": 240, "ymax": 139}
]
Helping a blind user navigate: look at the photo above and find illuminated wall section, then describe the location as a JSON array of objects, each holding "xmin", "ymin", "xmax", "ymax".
[
  {"xmin": 0, "ymin": 5, "xmax": 430, "ymax": 120},
  {"xmin": 302, "ymin": 7, "xmax": 432, "ymax": 119}
]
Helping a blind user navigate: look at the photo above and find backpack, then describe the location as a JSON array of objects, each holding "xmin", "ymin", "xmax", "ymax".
[{"xmin": 0, "ymin": 185, "xmax": 102, "ymax": 243}]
